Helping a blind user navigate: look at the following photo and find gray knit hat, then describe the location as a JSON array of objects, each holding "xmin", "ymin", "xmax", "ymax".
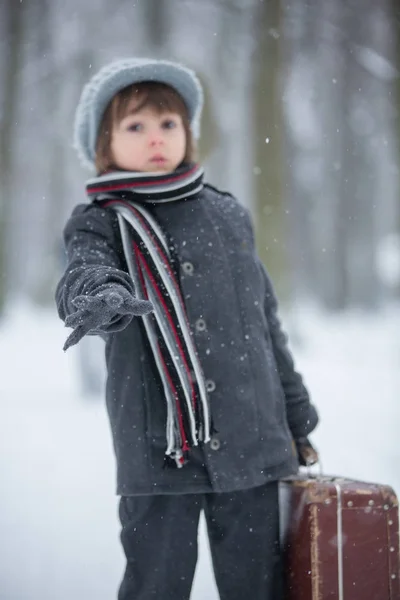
[{"xmin": 73, "ymin": 58, "xmax": 204, "ymax": 171}]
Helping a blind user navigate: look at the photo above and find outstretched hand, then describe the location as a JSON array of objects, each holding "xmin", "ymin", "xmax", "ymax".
[{"xmin": 63, "ymin": 288, "xmax": 153, "ymax": 351}]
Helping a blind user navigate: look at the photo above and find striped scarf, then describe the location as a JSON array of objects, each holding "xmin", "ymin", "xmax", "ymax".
[{"xmin": 86, "ymin": 163, "xmax": 212, "ymax": 468}]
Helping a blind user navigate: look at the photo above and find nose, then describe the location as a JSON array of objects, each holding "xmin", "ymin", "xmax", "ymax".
[{"xmin": 148, "ymin": 132, "xmax": 164, "ymax": 147}]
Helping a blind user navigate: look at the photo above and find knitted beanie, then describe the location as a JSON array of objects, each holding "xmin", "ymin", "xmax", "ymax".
[{"xmin": 73, "ymin": 58, "xmax": 204, "ymax": 171}]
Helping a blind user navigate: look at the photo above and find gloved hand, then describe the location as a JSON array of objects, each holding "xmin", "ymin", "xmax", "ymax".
[
  {"xmin": 293, "ymin": 437, "xmax": 319, "ymax": 467},
  {"xmin": 63, "ymin": 287, "xmax": 153, "ymax": 351}
]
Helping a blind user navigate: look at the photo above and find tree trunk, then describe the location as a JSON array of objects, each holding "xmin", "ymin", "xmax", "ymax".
[
  {"xmin": 280, "ymin": 0, "xmax": 323, "ymax": 303},
  {"xmin": 0, "ymin": 0, "xmax": 24, "ymax": 314}
]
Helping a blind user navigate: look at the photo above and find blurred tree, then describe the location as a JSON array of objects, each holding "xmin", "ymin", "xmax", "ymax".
[
  {"xmin": 253, "ymin": 0, "xmax": 288, "ymax": 300},
  {"xmin": 6, "ymin": 0, "xmax": 57, "ymax": 305},
  {"xmin": 341, "ymin": 0, "xmax": 399, "ymax": 308},
  {"xmin": 143, "ymin": 0, "xmax": 168, "ymax": 48},
  {"xmin": 0, "ymin": 0, "xmax": 24, "ymax": 315},
  {"xmin": 394, "ymin": 0, "xmax": 400, "ymax": 299},
  {"xmin": 280, "ymin": 0, "xmax": 324, "ymax": 305},
  {"xmin": 281, "ymin": 0, "xmax": 399, "ymax": 310},
  {"xmin": 197, "ymin": 0, "xmax": 258, "ymax": 212}
]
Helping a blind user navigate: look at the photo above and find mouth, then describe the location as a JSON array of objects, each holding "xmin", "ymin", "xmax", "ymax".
[{"xmin": 150, "ymin": 155, "xmax": 167, "ymax": 164}]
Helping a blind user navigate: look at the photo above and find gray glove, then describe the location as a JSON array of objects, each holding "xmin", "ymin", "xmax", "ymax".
[
  {"xmin": 63, "ymin": 287, "xmax": 153, "ymax": 351},
  {"xmin": 294, "ymin": 437, "xmax": 319, "ymax": 467}
]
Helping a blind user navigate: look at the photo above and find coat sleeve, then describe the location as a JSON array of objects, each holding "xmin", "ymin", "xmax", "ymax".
[
  {"xmin": 259, "ymin": 260, "xmax": 319, "ymax": 439},
  {"xmin": 55, "ymin": 202, "xmax": 136, "ymax": 334},
  {"xmin": 232, "ymin": 199, "xmax": 319, "ymax": 438}
]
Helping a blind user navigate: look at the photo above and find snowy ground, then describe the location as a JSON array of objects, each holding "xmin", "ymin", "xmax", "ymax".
[{"xmin": 1, "ymin": 301, "xmax": 399, "ymax": 600}]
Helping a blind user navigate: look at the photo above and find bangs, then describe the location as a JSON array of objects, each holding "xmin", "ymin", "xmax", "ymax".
[{"xmin": 112, "ymin": 81, "xmax": 189, "ymax": 124}]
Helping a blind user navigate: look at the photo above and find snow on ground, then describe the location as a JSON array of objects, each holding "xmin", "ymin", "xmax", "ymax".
[{"xmin": 1, "ymin": 300, "xmax": 399, "ymax": 600}]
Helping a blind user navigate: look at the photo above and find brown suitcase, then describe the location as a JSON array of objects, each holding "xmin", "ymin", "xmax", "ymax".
[{"xmin": 279, "ymin": 475, "xmax": 400, "ymax": 599}]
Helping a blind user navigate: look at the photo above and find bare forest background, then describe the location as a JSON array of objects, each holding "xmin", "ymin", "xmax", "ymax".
[{"xmin": 1, "ymin": 0, "xmax": 399, "ymax": 315}]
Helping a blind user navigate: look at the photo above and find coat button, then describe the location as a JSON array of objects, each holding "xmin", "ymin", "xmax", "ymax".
[
  {"xmin": 195, "ymin": 318, "xmax": 207, "ymax": 332},
  {"xmin": 205, "ymin": 379, "xmax": 216, "ymax": 392},
  {"xmin": 210, "ymin": 437, "xmax": 221, "ymax": 451},
  {"xmin": 182, "ymin": 261, "xmax": 194, "ymax": 275}
]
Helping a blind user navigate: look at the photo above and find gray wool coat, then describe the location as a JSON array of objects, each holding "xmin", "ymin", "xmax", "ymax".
[{"xmin": 56, "ymin": 184, "xmax": 319, "ymax": 496}]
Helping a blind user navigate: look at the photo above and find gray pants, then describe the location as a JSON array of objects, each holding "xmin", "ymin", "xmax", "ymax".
[{"xmin": 118, "ymin": 481, "xmax": 283, "ymax": 600}]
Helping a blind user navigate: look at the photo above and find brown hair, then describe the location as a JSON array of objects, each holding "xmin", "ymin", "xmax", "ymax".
[{"xmin": 95, "ymin": 81, "xmax": 195, "ymax": 174}]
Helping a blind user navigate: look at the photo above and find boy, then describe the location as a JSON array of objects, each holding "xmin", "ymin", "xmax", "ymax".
[{"xmin": 56, "ymin": 58, "xmax": 319, "ymax": 600}]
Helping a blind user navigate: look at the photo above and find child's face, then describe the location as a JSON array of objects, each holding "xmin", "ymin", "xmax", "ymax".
[{"xmin": 110, "ymin": 103, "xmax": 187, "ymax": 173}]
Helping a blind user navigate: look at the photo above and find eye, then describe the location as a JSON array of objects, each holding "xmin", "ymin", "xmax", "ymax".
[
  {"xmin": 127, "ymin": 122, "xmax": 142, "ymax": 132},
  {"xmin": 162, "ymin": 119, "xmax": 177, "ymax": 130}
]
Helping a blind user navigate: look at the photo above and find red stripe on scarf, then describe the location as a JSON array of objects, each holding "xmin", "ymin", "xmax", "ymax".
[
  {"xmin": 133, "ymin": 243, "xmax": 188, "ymax": 451},
  {"xmin": 134, "ymin": 244, "xmax": 197, "ymax": 413},
  {"xmin": 155, "ymin": 344, "xmax": 189, "ymax": 453}
]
